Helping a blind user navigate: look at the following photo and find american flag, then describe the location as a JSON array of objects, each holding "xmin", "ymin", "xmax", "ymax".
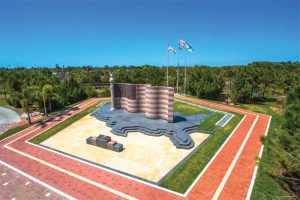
[
  {"xmin": 179, "ymin": 39, "xmax": 186, "ymax": 50},
  {"xmin": 168, "ymin": 46, "xmax": 176, "ymax": 54}
]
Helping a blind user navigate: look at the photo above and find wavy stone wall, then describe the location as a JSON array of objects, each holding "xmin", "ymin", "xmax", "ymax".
[{"xmin": 114, "ymin": 83, "xmax": 174, "ymax": 122}]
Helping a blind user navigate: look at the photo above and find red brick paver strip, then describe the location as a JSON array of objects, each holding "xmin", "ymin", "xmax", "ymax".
[
  {"xmin": 0, "ymin": 96, "xmax": 271, "ymax": 200},
  {"xmin": 217, "ymin": 114, "xmax": 271, "ymax": 200},
  {"xmin": 177, "ymin": 96, "xmax": 271, "ymax": 200},
  {"xmin": 0, "ymin": 163, "xmax": 66, "ymax": 200},
  {"xmin": 1, "ymin": 148, "xmax": 123, "ymax": 200},
  {"xmin": 187, "ymin": 114, "xmax": 257, "ymax": 199}
]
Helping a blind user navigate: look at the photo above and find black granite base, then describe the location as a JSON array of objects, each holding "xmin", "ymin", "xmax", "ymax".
[{"xmin": 91, "ymin": 104, "xmax": 214, "ymax": 149}]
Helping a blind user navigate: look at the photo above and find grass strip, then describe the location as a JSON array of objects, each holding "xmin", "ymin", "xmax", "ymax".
[
  {"xmin": 246, "ymin": 104, "xmax": 291, "ymax": 199},
  {"xmin": 48, "ymin": 100, "xmax": 86, "ymax": 117},
  {"xmin": 197, "ymin": 112, "xmax": 224, "ymax": 132},
  {"xmin": 29, "ymin": 101, "xmax": 100, "ymax": 144},
  {"xmin": 0, "ymin": 119, "xmax": 44, "ymax": 141},
  {"xmin": 174, "ymin": 101, "xmax": 211, "ymax": 115},
  {"xmin": 0, "ymin": 99, "xmax": 89, "ymax": 142},
  {"xmin": 159, "ymin": 114, "xmax": 243, "ymax": 193}
]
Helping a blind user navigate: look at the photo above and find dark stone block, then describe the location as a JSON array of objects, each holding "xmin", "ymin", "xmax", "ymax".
[
  {"xmin": 113, "ymin": 143, "xmax": 123, "ymax": 152},
  {"xmin": 96, "ymin": 135, "xmax": 110, "ymax": 148},
  {"xmin": 97, "ymin": 134, "xmax": 111, "ymax": 142},
  {"xmin": 86, "ymin": 137, "xmax": 92, "ymax": 145},
  {"xmin": 96, "ymin": 139, "xmax": 106, "ymax": 148}
]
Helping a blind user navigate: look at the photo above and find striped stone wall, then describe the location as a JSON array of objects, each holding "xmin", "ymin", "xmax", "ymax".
[{"xmin": 114, "ymin": 83, "xmax": 174, "ymax": 122}]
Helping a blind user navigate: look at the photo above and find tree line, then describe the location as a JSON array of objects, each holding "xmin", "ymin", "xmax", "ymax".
[
  {"xmin": 0, "ymin": 66, "xmax": 108, "ymax": 123},
  {"xmin": 110, "ymin": 61, "xmax": 300, "ymax": 104},
  {"xmin": 0, "ymin": 61, "xmax": 299, "ymax": 122},
  {"xmin": 259, "ymin": 85, "xmax": 300, "ymax": 199}
]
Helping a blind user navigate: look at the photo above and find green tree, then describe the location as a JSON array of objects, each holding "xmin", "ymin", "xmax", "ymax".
[
  {"xmin": 0, "ymin": 70, "xmax": 9, "ymax": 102},
  {"xmin": 279, "ymin": 85, "xmax": 300, "ymax": 197},
  {"xmin": 41, "ymin": 84, "xmax": 53, "ymax": 117},
  {"xmin": 20, "ymin": 87, "xmax": 39, "ymax": 125},
  {"xmin": 84, "ymin": 87, "xmax": 98, "ymax": 98}
]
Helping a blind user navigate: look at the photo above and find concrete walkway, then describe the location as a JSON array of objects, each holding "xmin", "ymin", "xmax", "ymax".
[
  {"xmin": 0, "ymin": 107, "xmax": 21, "ymax": 134},
  {"xmin": 0, "ymin": 107, "xmax": 21, "ymax": 124}
]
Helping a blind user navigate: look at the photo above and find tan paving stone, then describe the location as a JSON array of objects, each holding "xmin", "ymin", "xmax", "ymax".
[{"xmin": 42, "ymin": 115, "xmax": 209, "ymax": 182}]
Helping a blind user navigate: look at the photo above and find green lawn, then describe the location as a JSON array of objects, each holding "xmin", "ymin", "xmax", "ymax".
[
  {"xmin": 197, "ymin": 112, "xmax": 224, "ymax": 132},
  {"xmin": 29, "ymin": 101, "xmax": 100, "ymax": 144},
  {"xmin": 185, "ymin": 95, "xmax": 280, "ymax": 115},
  {"xmin": 0, "ymin": 119, "xmax": 44, "ymax": 141},
  {"xmin": 159, "ymin": 114, "xmax": 242, "ymax": 193},
  {"xmin": 174, "ymin": 101, "xmax": 211, "ymax": 115},
  {"xmin": 174, "ymin": 100, "xmax": 224, "ymax": 133},
  {"xmin": 48, "ymin": 100, "xmax": 86, "ymax": 117}
]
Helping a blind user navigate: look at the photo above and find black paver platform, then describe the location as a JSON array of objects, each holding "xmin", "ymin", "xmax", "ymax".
[{"xmin": 91, "ymin": 104, "xmax": 214, "ymax": 149}]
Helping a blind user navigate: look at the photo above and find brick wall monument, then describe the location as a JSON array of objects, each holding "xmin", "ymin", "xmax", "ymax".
[{"xmin": 113, "ymin": 83, "xmax": 174, "ymax": 123}]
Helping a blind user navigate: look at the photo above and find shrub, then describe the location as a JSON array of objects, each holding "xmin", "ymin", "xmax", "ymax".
[
  {"xmin": 8, "ymin": 92, "xmax": 22, "ymax": 108},
  {"xmin": 99, "ymin": 88, "xmax": 111, "ymax": 97},
  {"xmin": 84, "ymin": 87, "xmax": 99, "ymax": 98}
]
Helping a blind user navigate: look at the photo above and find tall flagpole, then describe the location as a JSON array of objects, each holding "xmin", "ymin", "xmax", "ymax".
[
  {"xmin": 184, "ymin": 49, "xmax": 187, "ymax": 95},
  {"xmin": 176, "ymin": 52, "xmax": 180, "ymax": 93},
  {"xmin": 177, "ymin": 37, "xmax": 180, "ymax": 94},
  {"xmin": 167, "ymin": 44, "xmax": 169, "ymax": 87}
]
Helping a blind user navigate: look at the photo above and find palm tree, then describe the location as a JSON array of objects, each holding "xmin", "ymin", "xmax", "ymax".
[
  {"xmin": 20, "ymin": 86, "xmax": 39, "ymax": 125},
  {"xmin": 41, "ymin": 84, "xmax": 53, "ymax": 117},
  {"xmin": 0, "ymin": 71, "xmax": 9, "ymax": 102},
  {"xmin": 20, "ymin": 98, "xmax": 31, "ymax": 124}
]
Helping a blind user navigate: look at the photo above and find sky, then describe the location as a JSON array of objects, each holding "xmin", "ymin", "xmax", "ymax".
[{"xmin": 0, "ymin": 0, "xmax": 299, "ymax": 67}]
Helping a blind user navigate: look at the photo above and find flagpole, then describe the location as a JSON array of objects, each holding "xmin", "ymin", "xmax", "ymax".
[
  {"xmin": 167, "ymin": 44, "xmax": 169, "ymax": 87},
  {"xmin": 177, "ymin": 37, "xmax": 180, "ymax": 94},
  {"xmin": 184, "ymin": 49, "xmax": 187, "ymax": 95},
  {"xmin": 176, "ymin": 52, "xmax": 179, "ymax": 93}
]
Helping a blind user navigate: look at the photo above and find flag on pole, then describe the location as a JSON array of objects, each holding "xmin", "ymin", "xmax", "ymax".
[
  {"xmin": 178, "ymin": 39, "xmax": 186, "ymax": 50},
  {"xmin": 168, "ymin": 46, "xmax": 177, "ymax": 54},
  {"xmin": 186, "ymin": 42, "xmax": 193, "ymax": 52}
]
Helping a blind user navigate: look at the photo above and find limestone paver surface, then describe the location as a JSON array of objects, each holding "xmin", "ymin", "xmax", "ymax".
[{"xmin": 42, "ymin": 114, "xmax": 209, "ymax": 182}]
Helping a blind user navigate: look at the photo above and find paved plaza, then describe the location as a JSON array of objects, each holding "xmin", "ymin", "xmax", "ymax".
[
  {"xmin": 92, "ymin": 103, "xmax": 214, "ymax": 149},
  {"xmin": 41, "ymin": 114, "xmax": 209, "ymax": 182}
]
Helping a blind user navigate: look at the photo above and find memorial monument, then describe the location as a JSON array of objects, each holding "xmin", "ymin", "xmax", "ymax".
[
  {"xmin": 90, "ymin": 71, "xmax": 213, "ymax": 149},
  {"xmin": 109, "ymin": 72, "xmax": 174, "ymax": 122}
]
